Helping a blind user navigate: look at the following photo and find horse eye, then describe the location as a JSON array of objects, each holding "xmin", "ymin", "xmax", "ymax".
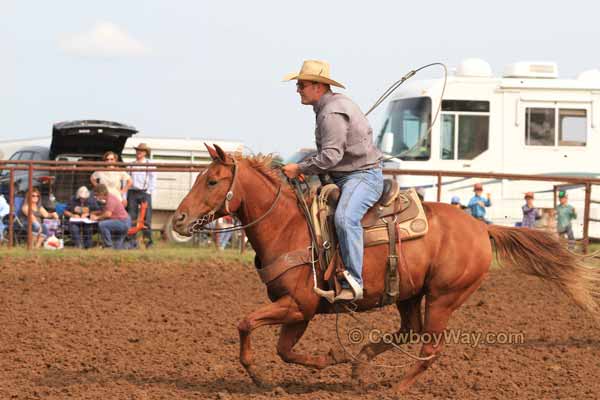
[{"xmin": 208, "ymin": 179, "xmax": 218, "ymax": 187}]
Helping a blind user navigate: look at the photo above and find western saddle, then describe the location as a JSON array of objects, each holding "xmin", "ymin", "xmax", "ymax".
[{"xmin": 310, "ymin": 179, "xmax": 428, "ymax": 305}]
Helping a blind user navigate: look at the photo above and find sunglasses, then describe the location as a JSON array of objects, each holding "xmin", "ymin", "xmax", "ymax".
[
  {"xmin": 31, "ymin": 195, "xmax": 40, "ymax": 198},
  {"xmin": 296, "ymin": 81, "xmax": 317, "ymax": 90}
]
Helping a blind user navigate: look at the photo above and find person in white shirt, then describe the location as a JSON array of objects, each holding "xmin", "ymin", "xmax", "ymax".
[{"xmin": 127, "ymin": 143, "xmax": 156, "ymax": 248}]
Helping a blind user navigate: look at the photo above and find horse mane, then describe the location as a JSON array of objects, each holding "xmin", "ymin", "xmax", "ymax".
[{"xmin": 233, "ymin": 153, "xmax": 286, "ymax": 187}]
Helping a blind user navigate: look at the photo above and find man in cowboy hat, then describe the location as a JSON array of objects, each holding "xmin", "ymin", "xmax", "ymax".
[
  {"xmin": 281, "ymin": 60, "xmax": 383, "ymax": 302},
  {"xmin": 127, "ymin": 143, "xmax": 156, "ymax": 248}
]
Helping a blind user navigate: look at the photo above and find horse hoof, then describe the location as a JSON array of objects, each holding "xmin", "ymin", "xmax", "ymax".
[
  {"xmin": 328, "ymin": 347, "xmax": 351, "ymax": 364},
  {"xmin": 351, "ymin": 359, "xmax": 367, "ymax": 381},
  {"xmin": 246, "ymin": 367, "xmax": 271, "ymax": 389}
]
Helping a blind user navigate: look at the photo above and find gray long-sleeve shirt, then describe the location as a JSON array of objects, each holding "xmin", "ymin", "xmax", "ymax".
[{"xmin": 297, "ymin": 91, "xmax": 382, "ymax": 175}]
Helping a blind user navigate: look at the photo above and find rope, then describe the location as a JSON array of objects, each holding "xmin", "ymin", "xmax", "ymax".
[
  {"xmin": 334, "ymin": 303, "xmax": 435, "ymax": 368},
  {"xmin": 363, "ymin": 62, "xmax": 448, "ymax": 163}
]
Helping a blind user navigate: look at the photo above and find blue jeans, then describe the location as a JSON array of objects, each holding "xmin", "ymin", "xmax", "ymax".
[
  {"xmin": 70, "ymin": 222, "xmax": 95, "ymax": 248},
  {"xmin": 332, "ymin": 168, "xmax": 384, "ymax": 288},
  {"xmin": 98, "ymin": 217, "xmax": 131, "ymax": 249},
  {"xmin": 219, "ymin": 230, "xmax": 233, "ymax": 249},
  {"xmin": 32, "ymin": 221, "xmax": 49, "ymax": 238}
]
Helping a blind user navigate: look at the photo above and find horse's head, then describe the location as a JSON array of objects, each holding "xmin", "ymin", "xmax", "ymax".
[{"xmin": 172, "ymin": 143, "xmax": 241, "ymax": 236}]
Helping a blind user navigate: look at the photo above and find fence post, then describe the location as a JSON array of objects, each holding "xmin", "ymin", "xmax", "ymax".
[
  {"xmin": 8, "ymin": 169, "xmax": 14, "ymax": 248},
  {"xmin": 437, "ymin": 173, "xmax": 442, "ymax": 202},
  {"xmin": 27, "ymin": 163, "xmax": 33, "ymax": 250},
  {"xmin": 583, "ymin": 183, "xmax": 591, "ymax": 254},
  {"xmin": 240, "ymin": 230, "xmax": 246, "ymax": 254}
]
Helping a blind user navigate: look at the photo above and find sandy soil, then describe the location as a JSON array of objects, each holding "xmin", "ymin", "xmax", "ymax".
[{"xmin": 0, "ymin": 257, "xmax": 599, "ymax": 399}]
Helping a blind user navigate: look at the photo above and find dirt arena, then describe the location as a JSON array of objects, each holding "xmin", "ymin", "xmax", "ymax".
[{"xmin": 1, "ymin": 255, "xmax": 599, "ymax": 399}]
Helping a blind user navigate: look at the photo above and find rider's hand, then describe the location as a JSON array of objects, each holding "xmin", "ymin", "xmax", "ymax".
[{"xmin": 282, "ymin": 163, "xmax": 300, "ymax": 179}]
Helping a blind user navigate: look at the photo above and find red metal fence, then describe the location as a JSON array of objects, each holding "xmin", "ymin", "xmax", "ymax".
[{"xmin": 1, "ymin": 160, "xmax": 598, "ymax": 252}]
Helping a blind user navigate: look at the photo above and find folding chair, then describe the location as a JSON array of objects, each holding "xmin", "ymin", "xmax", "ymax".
[
  {"xmin": 127, "ymin": 201, "xmax": 148, "ymax": 248},
  {"xmin": 10, "ymin": 196, "xmax": 27, "ymax": 245}
]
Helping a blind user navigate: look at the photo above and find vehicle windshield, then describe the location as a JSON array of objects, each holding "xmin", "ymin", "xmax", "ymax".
[{"xmin": 376, "ymin": 97, "xmax": 432, "ymax": 161}]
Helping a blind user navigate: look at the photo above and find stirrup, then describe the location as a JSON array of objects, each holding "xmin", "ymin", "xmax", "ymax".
[
  {"xmin": 313, "ymin": 287, "xmax": 335, "ymax": 303},
  {"xmin": 341, "ymin": 271, "xmax": 363, "ymax": 301}
]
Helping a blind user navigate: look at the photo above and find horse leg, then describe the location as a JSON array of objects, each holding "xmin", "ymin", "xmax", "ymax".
[
  {"xmin": 277, "ymin": 321, "xmax": 352, "ymax": 369},
  {"xmin": 394, "ymin": 276, "xmax": 485, "ymax": 392},
  {"xmin": 351, "ymin": 295, "xmax": 423, "ymax": 385},
  {"xmin": 238, "ymin": 295, "xmax": 305, "ymax": 387}
]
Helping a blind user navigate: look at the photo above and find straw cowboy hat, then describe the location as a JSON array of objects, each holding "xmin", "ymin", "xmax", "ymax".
[
  {"xmin": 134, "ymin": 143, "xmax": 151, "ymax": 157},
  {"xmin": 283, "ymin": 60, "xmax": 346, "ymax": 89}
]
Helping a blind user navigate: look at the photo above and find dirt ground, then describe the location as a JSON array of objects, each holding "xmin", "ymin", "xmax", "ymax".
[{"xmin": 1, "ymin": 256, "xmax": 599, "ymax": 400}]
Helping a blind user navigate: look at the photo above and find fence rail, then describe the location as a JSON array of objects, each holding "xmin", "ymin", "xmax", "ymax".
[{"xmin": 1, "ymin": 160, "xmax": 598, "ymax": 252}]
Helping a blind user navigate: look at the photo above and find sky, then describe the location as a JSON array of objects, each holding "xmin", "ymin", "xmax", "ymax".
[{"xmin": 1, "ymin": 0, "xmax": 600, "ymax": 158}]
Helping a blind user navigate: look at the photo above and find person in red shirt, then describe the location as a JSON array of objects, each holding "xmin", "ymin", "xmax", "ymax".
[{"xmin": 91, "ymin": 184, "xmax": 132, "ymax": 249}]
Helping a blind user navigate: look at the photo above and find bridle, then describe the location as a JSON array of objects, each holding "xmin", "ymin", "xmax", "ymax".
[{"xmin": 188, "ymin": 158, "xmax": 283, "ymax": 234}]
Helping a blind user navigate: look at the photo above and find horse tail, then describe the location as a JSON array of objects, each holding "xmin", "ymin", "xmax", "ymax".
[{"xmin": 487, "ymin": 225, "xmax": 600, "ymax": 318}]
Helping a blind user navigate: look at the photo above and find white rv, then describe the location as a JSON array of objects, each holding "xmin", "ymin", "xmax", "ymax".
[{"xmin": 377, "ymin": 59, "xmax": 600, "ymax": 236}]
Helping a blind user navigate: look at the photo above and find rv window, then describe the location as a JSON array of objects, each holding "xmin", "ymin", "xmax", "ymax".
[
  {"xmin": 559, "ymin": 109, "xmax": 586, "ymax": 146},
  {"xmin": 440, "ymin": 115, "xmax": 455, "ymax": 159},
  {"xmin": 442, "ymin": 100, "xmax": 490, "ymax": 113},
  {"xmin": 458, "ymin": 115, "xmax": 489, "ymax": 159},
  {"xmin": 525, "ymin": 108, "xmax": 555, "ymax": 146},
  {"xmin": 377, "ymin": 97, "xmax": 432, "ymax": 161}
]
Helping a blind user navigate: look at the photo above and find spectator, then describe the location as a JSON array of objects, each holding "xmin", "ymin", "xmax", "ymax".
[
  {"xmin": 127, "ymin": 143, "xmax": 156, "ymax": 249},
  {"xmin": 0, "ymin": 193, "xmax": 9, "ymax": 242},
  {"xmin": 90, "ymin": 151, "xmax": 132, "ymax": 207},
  {"xmin": 90, "ymin": 184, "xmax": 132, "ymax": 250},
  {"xmin": 64, "ymin": 186, "xmax": 100, "ymax": 249},
  {"xmin": 20, "ymin": 188, "xmax": 59, "ymax": 248},
  {"xmin": 468, "ymin": 183, "xmax": 492, "ymax": 224},
  {"xmin": 450, "ymin": 195, "xmax": 468, "ymax": 211},
  {"xmin": 216, "ymin": 216, "xmax": 234, "ymax": 250},
  {"xmin": 521, "ymin": 192, "xmax": 539, "ymax": 229},
  {"xmin": 556, "ymin": 191, "xmax": 577, "ymax": 246}
]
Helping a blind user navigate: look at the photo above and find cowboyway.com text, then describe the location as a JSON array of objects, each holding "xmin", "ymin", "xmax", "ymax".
[{"xmin": 347, "ymin": 328, "xmax": 524, "ymax": 348}]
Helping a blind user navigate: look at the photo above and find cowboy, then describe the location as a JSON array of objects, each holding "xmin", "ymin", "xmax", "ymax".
[
  {"xmin": 282, "ymin": 60, "xmax": 383, "ymax": 302},
  {"xmin": 127, "ymin": 143, "xmax": 156, "ymax": 248}
]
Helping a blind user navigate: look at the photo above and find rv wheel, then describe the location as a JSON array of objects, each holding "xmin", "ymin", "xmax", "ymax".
[{"xmin": 163, "ymin": 214, "xmax": 193, "ymax": 243}]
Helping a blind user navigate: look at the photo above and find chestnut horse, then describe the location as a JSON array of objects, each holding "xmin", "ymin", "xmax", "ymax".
[{"xmin": 173, "ymin": 144, "xmax": 600, "ymax": 392}]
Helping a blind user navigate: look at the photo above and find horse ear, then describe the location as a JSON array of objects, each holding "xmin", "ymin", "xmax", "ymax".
[
  {"xmin": 213, "ymin": 144, "xmax": 228, "ymax": 162},
  {"xmin": 204, "ymin": 143, "xmax": 219, "ymax": 161}
]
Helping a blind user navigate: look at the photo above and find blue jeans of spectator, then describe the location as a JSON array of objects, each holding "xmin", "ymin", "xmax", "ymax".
[
  {"xmin": 559, "ymin": 225, "xmax": 575, "ymax": 250},
  {"xmin": 32, "ymin": 221, "xmax": 49, "ymax": 238},
  {"xmin": 70, "ymin": 222, "xmax": 94, "ymax": 248},
  {"xmin": 98, "ymin": 217, "xmax": 131, "ymax": 249},
  {"xmin": 332, "ymin": 168, "xmax": 384, "ymax": 289},
  {"xmin": 219, "ymin": 231, "xmax": 232, "ymax": 249},
  {"xmin": 0, "ymin": 220, "xmax": 5, "ymax": 241}
]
